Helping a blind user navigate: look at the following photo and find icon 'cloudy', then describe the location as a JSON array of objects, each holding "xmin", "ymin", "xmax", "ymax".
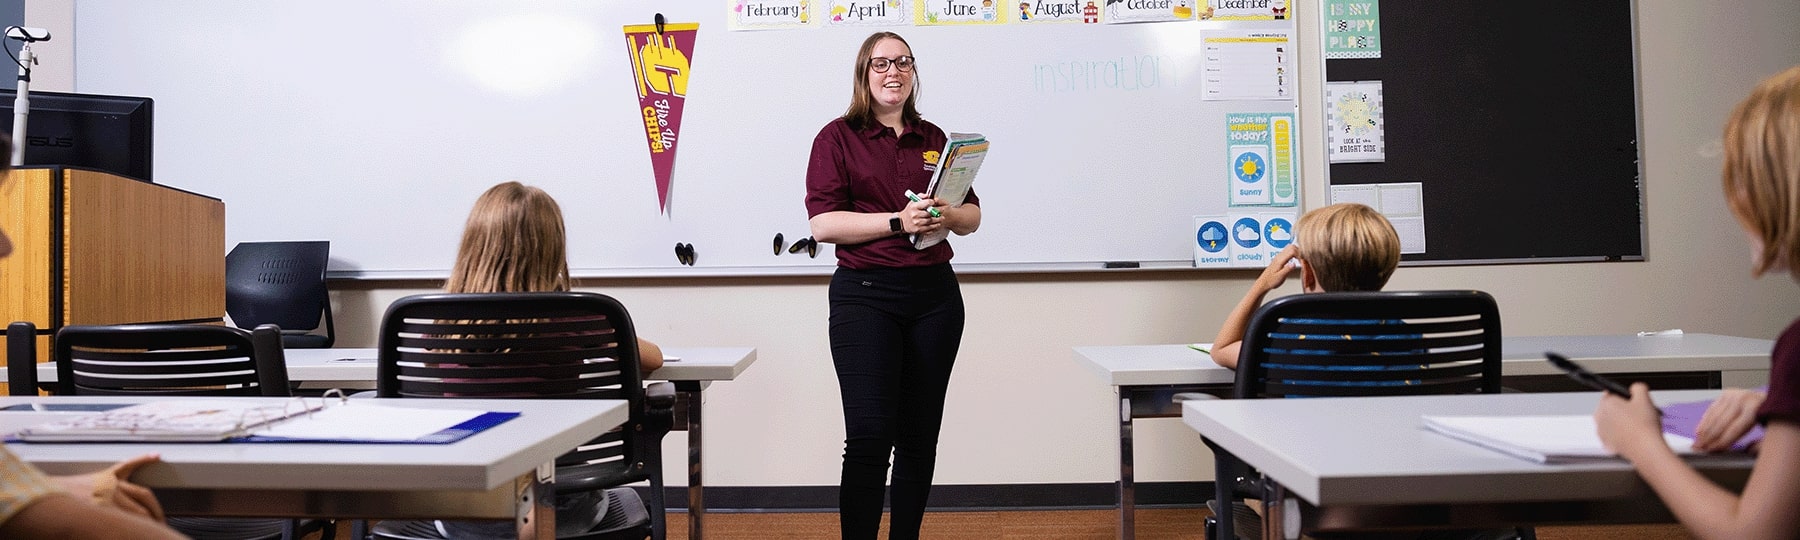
[{"xmin": 1235, "ymin": 224, "xmax": 1261, "ymax": 242}]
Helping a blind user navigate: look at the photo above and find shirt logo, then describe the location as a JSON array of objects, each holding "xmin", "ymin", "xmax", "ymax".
[{"xmin": 922, "ymin": 150, "xmax": 941, "ymax": 172}]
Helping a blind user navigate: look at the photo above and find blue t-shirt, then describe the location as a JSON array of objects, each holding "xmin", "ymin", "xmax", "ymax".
[{"xmin": 1261, "ymin": 318, "xmax": 1423, "ymax": 387}]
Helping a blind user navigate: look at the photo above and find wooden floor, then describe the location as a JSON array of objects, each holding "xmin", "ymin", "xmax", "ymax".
[{"xmin": 322, "ymin": 509, "xmax": 1693, "ymax": 539}]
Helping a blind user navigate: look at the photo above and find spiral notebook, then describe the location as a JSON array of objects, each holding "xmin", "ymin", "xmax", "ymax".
[{"xmin": 11, "ymin": 399, "xmax": 518, "ymax": 444}]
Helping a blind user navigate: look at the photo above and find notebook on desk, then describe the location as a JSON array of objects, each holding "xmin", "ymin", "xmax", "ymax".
[
  {"xmin": 10, "ymin": 400, "xmax": 518, "ymax": 444},
  {"xmin": 1420, "ymin": 414, "xmax": 1748, "ymax": 464}
]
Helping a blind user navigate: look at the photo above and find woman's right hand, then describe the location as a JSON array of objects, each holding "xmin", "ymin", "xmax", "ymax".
[
  {"xmin": 1595, "ymin": 382, "xmax": 1669, "ymax": 460},
  {"xmin": 1692, "ymin": 388, "xmax": 1767, "ymax": 452},
  {"xmin": 901, "ymin": 197, "xmax": 943, "ymax": 234}
]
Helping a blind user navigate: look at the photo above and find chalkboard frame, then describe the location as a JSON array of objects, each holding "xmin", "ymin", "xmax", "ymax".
[{"xmin": 1320, "ymin": 0, "xmax": 1646, "ymax": 265}]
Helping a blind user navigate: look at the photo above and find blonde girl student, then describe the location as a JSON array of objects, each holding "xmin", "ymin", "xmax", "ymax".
[{"xmin": 1594, "ymin": 65, "xmax": 1800, "ymax": 540}]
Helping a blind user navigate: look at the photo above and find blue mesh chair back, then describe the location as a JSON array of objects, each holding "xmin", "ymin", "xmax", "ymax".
[
  {"xmin": 1234, "ymin": 290, "xmax": 1504, "ymax": 399},
  {"xmin": 1208, "ymin": 290, "xmax": 1512, "ymax": 540}
]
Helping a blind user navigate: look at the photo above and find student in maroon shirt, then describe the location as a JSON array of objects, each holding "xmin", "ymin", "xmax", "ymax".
[
  {"xmin": 804, "ymin": 32, "xmax": 982, "ymax": 540},
  {"xmin": 1595, "ymin": 65, "xmax": 1800, "ymax": 539}
]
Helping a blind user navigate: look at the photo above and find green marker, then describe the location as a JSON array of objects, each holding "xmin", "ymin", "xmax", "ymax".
[{"xmin": 905, "ymin": 190, "xmax": 942, "ymax": 218}]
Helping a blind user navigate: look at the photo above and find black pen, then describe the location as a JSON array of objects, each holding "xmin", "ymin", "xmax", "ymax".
[{"xmin": 1546, "ymin": 352, "xmax": 1662, "ymax": 415}]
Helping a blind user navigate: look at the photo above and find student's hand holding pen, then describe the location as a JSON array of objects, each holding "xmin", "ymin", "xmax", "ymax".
[{"xmin": 1594, "ymin": 382, "xmax": 1670, "ymax": 460}]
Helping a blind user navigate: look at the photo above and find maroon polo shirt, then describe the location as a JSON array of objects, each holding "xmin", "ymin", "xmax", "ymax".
[
  {"xmin": 804, "ymin": 117, "xmax": 979, "ymax": 270},
  {"xmin": 1757, "ymin": 318, "xmax": 1800, "ymax": 425}
]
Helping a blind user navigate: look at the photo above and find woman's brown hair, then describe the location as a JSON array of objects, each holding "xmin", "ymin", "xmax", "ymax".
[
  {"xmin": 840, "ymin": 31, "xmax": 921, "ymax": 130},
  {"xmin": 445, "ymin": 181, "xmax": 571, "ymax": 293},
  {"xmin": 1721, "ymin": 65, "xmax": 1800, "ymax": 279}
]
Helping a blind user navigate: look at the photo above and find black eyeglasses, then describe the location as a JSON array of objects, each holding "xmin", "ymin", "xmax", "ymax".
[{"xmin": 869, "ymin": 55, "xmax": 915, "ymax": 73}]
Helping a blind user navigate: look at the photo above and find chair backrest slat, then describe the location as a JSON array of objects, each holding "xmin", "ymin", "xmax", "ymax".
[
  {"xmin": 52, "ymin": 324, "xmax": 290, "ymax": 397},
  {"xmin": 1234, "ymin": 290, "xmax": 1503, "ymax": 399},
  {"xmin": 376, "ymin": 291, "xmax": 650, "ymax": 486}
]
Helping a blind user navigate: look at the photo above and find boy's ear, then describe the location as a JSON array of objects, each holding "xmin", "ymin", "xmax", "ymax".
[{"xmin": 1300, "ymin": 259, "xmax": 1319, "ymax": 292}]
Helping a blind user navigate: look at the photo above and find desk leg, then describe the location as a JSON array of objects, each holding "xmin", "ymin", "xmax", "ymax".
[
  {"xmin": 1118, "ymin": 393, "xmax": 1136, "ymax": 540},
  {"xmin": 679, "ymin": 381, "xmax": 706, "ymax": 540},
  {"xmin": 519, "ymin": 468, "xmax": 556, "ymax": 540},
  {"xmin": 1261, "ymin": 480, "xmax": 1287, "ymax": 540}
]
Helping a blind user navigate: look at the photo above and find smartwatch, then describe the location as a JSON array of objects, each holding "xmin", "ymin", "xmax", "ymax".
[{"xmin": 889, "ymin": 214, "xmax": 904, "ymax": 233}]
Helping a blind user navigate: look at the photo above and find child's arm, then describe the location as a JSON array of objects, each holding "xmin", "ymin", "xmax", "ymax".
[
  {"xmin": 1597, "ymin": 383, "xmax": 1800, "ymax": 539},
  {"xmin": 637, "ymin": 337, "xmax": 665, "ymax": 374},
  {"xmin": 1211, "ymin": 245, "xmax": 1300, "ymax": 369}
]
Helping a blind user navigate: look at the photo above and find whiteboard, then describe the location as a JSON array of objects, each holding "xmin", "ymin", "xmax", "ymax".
[{"xmin": 74, "ymin": 1, "xmax": 1294, "ymax": 278}]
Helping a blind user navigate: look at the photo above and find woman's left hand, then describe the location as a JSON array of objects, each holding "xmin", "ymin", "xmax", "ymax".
[{"xmin": 1693, "ymin": 388, "xmax": 1766, "ymax": 452}]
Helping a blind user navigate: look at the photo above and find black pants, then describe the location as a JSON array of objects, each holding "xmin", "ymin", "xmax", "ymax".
[{"xmin": 828, "ymin": 264, "xmax": 965, "ymax": 540}]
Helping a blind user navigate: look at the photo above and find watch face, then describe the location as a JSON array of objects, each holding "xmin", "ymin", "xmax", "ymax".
[{"xmin": 890, "ymin": 215, "xmax": 904, "ymax": 232}]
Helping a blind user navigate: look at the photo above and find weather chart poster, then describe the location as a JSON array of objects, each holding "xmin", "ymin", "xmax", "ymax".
[
  {"xmin": 624, "ymin": 22, "xmax": 699, "ymax": 213},
  {"xmin": 1224, "ymin": 112, "xmax": 1296, "ymax": 207}
]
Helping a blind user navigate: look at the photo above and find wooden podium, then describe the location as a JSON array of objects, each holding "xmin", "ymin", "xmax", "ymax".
[{"xmin": 0, "ymin": 166, "xmax": 224, "ymax": 382}]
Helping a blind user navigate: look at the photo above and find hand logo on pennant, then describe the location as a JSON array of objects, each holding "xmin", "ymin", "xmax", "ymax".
[{"xmin": 637, "ymin": 34, "xmax": 691, "ymax": 98}]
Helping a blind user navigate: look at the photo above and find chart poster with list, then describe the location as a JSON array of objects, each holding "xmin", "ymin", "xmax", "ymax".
[{"xmin": 1200, "ymin": 29, "xmax": 1294, "ymax": 101}]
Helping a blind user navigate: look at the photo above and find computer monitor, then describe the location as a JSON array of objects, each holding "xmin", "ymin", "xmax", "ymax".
[{"xmin": 0, "ymin": 89, "xmax": 153, "ymax": 182}]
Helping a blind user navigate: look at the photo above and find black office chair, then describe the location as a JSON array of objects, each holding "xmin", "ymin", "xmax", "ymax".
[
  {"xmin": 1202, "ymin": 290, "xmax": 1528, "ymax": 540},
  {"xmin": 367, "ymin": 292, "xmax": 675, "ymax": 540},
  {"xmin": 226, "ymin": 241, "xmax": 335, "ymax": 348},
  {"xmin": 6, "ymin": 322, "xmax": 42, "ymax": 396},
  {"xmin": 8, "ymin": 322, "xmax": 334, "ymax": 540}
]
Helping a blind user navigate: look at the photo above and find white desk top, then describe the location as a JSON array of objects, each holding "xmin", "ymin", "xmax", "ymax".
[
  {"xmin": 0, "ymin": 396, "xmax": 627, "ymax": 493},
  {"xmin": 1181, "ymin": 390, "xmax": 1754, "ymax": 507},
  {"xmin": 1075, "ymin": 334, "xmax": 1775, "ymax": 387},
  {"xmin": 5, "ymin": 346, "xmax": 758, "ymax": 385}
]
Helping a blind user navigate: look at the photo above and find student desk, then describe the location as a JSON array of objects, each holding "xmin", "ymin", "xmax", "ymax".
[
  {"xmin": 0, "ymin": 396, "xmax": 627, "ymax": 540},
  {"xmin": 1073, "ymin": 333, "xmax": 1773, "ymax": 539},
  {"xmin": 1182, "ymin": 390, "xmax": 1755, "ymax": 538},
  {"xmin": 8, "ymin": 346, "xmax": 757, "ymax": 540}
]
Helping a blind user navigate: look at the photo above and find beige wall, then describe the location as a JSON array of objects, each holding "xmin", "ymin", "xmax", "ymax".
[{"xmin": 36, "ymin": 0, "xmax": 1800, "ymax": 488}]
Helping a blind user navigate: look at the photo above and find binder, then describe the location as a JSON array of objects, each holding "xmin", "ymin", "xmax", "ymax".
[
  {"xmin": 913, "ymin": 132, "xmax": 989, "ymax": 250},
  {"xmin": 11, "ymin": 399, "xmax": 519, "ymax": 444}
]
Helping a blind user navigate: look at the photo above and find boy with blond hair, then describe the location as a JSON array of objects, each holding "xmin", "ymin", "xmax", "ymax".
[{"xmin": 1210, "ymin": 202, "xmax": 1401, "ymax": 369}]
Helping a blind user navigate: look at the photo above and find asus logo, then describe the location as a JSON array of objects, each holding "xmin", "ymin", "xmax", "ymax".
[{"xmin": 26, "ymin": 136, "xmax": 72, "ymax": 148}]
